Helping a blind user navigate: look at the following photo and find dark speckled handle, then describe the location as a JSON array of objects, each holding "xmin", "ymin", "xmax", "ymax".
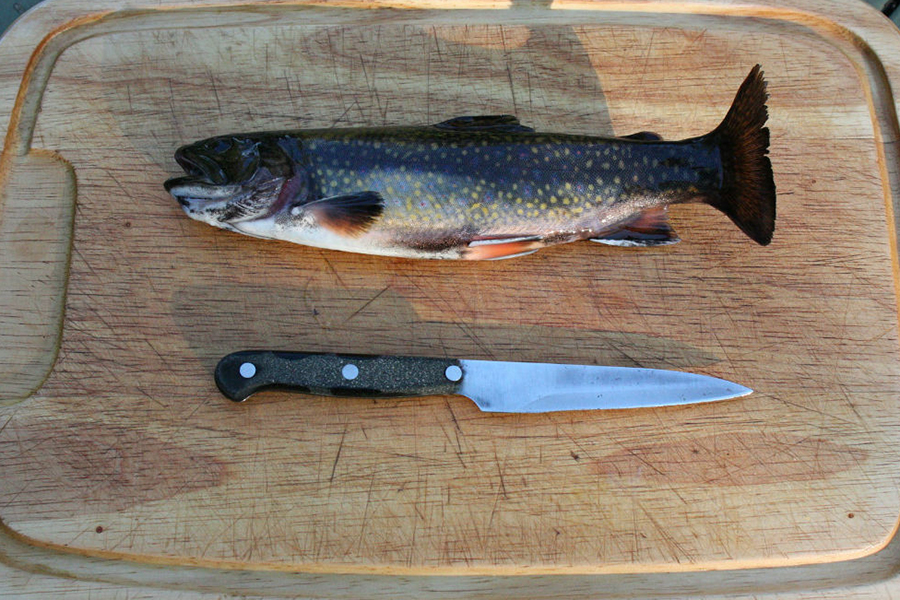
[{"xmin": 215, "ymin": 351, "xmax": 463, "ymax": 402}]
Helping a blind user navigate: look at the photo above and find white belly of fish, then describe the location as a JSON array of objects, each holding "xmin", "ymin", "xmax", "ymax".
[{"xmin": 233, "ymin": 215, "xmax": 463, "ymax": 260}]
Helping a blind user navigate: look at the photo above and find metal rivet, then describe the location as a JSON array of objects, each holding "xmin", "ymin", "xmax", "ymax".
[
  {"xmin": 342, "ymin": 363, "xmax": 359, "ymax": 380},
  {"xmin": 239, "ymin": 362, "xmax": 256, "ymax": 378},
  {"xmin": 445, "ymin": 365, "xmax": 463, "ymax": 382}
]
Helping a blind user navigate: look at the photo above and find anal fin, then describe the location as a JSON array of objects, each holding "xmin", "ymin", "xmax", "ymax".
[
  {"xmin": 465, "ymin": 235, "xmax": 543, "ymax": 260},
  {"xmin": 590, "ymin": 207, "xmax": 680, "ymax": 247}
]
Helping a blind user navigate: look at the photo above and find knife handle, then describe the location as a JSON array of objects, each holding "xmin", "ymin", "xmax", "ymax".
[{"xmin": 215, "ymin": 351, "xmax": 464, "ymax": 402}]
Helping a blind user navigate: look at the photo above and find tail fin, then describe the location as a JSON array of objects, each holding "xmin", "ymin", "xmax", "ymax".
[{"xmin": 706, "ymin": 65, "xmax": 776, "ymax": 245}]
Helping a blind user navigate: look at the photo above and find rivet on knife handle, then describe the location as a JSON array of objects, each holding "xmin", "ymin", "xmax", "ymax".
[{"xmin": 215, "ymin": 351, "xmax": 462, "ymax": 402}]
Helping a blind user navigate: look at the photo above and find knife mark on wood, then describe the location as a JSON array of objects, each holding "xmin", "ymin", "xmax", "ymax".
[
  {"xmin": 592, "ymin": 433, "xmax": 868, "ymax": 485},
  {"xmin": 0, "ymin": 419, "xmax": 225, "ymax": 518},
  {"xmin": 329, "ymin": 426, "xmax": 347, "ymax": 483},
  {"xmin": 342, "ymin": 285, "xmax": 391, "ymax": 325}
]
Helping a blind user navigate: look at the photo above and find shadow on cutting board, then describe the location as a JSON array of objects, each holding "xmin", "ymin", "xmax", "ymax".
[{"xmin": 172, "ymin": 283, "xmax": 722, "ymax": 373}]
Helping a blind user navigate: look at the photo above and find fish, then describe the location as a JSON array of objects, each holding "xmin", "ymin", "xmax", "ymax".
[{"xmin": 164, "ymin": 65, "xmax": 775, "ymax": 260}]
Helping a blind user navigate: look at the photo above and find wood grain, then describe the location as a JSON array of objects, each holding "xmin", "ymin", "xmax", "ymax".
[{"xmin": 3, "ymin": 0, "xmax": 900, "ymax": 596}]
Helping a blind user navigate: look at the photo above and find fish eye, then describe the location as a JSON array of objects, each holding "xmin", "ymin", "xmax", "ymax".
[{"xmin": 211, "ymin": 138, "xmax": 233, "ymax": 153}]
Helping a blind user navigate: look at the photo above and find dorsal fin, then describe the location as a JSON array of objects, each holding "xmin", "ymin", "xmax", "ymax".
[
  {"xmin": 302, "ymin": 192, "xmax": 384, "ymax": 237},
  {"xmin": 589, "ymin": 207, "xmax": 680, "ymax": 247},
  {"xmin": 620, "ymin": 131, "xmax": 663, "ymax": 141},
  {"xmin": 434, "ymin": 115, "xmax": 535, "ymax": 133}
]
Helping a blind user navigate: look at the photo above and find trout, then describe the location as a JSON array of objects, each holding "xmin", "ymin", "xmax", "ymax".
[{"xmin": 165, "ymin": 66, "xmax": 775, "ymax": 260}]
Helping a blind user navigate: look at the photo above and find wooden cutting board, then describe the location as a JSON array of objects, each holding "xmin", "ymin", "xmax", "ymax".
[{"xmin": 3, "ymin": 0, "xmax": 900, "ymax": 596}]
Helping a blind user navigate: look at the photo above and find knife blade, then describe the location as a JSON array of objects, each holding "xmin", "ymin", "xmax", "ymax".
[{"xmin": 215, "ymin": 351, "xmax": 751, "ymax": 412}]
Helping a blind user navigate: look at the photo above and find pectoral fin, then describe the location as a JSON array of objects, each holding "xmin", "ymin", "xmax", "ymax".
[
  {"xmin": 435, "ymin": 115, "xmax": 535, "ymax": 133},
  {"xmin": 304, "ymin": 192, "xmax": 384, "ymax": 237},
  {"xmin": 590, "ymin": 207, "xmax": 680, "ymax": 247}
]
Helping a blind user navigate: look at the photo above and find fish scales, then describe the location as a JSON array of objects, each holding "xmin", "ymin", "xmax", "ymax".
[
  {"xmin": 165, "ymin": 66, "xmax": 774, "ymax": 260},
  {"xmin": 301, "ymin": 130, "xmax": 718, "ymax": 235}
]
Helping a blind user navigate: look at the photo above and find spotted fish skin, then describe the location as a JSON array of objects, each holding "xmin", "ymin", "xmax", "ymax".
[{"xmin": 166, "ymin": 66, "xmax": 774, "ymax": 260}]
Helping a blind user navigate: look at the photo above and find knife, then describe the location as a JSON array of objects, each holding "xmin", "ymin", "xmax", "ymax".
[{"xmin": 215, "ymin": 351, "xmax": 751, "ymax": 412}]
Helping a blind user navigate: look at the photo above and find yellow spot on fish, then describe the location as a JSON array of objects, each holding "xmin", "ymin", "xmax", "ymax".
[
  {"xmin": 471, "ymin": 192, "xmax": 479, "ymax": 199},
  {"xmin": 565, "ymin": 182, "xmax": 572, "ymax": 191},
  {"xmin": 550, "ymin": 196, "xmax": 557, "ymax": 204},
  {"xmin": 387, "ymin": 186, "xmax": 395, "ymax": 194},
  {"xmin": 356, "ymin": 179, "xmax": 364, "ymax": 187},
  {"xmin": 632, "ymin": 175, "xmax": 639, "ymax": 182},
  {"xmin": 614, "ymin": 176, "xmax": 621, "ymax": 185},
  {"xmin": 563, "ymin": 198, "xmax": 570, "ymax": 205},
  {"xmin": 652, "ymin": 158, "xmax": 659, "ymax": 167},
  {"xmin": 531, "ymin": 147, "xmax": 539, "ymax": 154},
  {"xmin": 540, "ymin": 203, "xmax": 547, "ymax": 210},
  {"xmin": 516, "ymin": 198, "xmax": 523, "ymax": 204},
  {"xmin": 554, "ymin": 151, "xmax": 561, "ymax": 158},
  {"xmin": 618, "ymin": 160, "xmax": 625, "ymax": 169},
  {"xmin": 602, "ymin": 162, "xmax": 610, "ymax": 169},
  {"xmin": 586, "ymin": 160, "xmax": 593, "ymax": 168},
  {"xmin": 564, "ymin": 148, "xmax": 570, "ymax": 156},
  {"xmin": 517, "ymin": 208, "xmax": 524, "ymax": 215},
  {"xmin": 573, "ymin": 207, "xmax": 583, "ymax": 214}
]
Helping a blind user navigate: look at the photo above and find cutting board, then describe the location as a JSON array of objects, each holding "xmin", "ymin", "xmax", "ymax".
[{"xmin": 3, "ymin": 0, "xmax": 900, "ymax": 596}]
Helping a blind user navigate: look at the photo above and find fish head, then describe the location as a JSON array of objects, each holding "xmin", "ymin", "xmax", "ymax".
[{"xmin": 164, "ymin": 134, "xmax": 307, "ymax": 230}]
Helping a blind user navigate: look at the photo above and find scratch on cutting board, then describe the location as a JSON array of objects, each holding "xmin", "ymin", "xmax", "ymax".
[{"xmin": 329, "ymin": 425, "xmax": 347, "ymax": 483}]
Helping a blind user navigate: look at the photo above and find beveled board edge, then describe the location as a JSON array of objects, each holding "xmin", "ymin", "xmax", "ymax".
[{"xmin": 1, "ymin": 0, "xmax": 900, "ymax": 595}]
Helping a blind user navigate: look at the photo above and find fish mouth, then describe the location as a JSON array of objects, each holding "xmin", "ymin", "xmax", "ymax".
[
  {"xmin": 173, "ymin": 147, "xmax": 230, "ymax": 185},
  {"xmin": 165, "ymin": 176, "xmax": 241, "ymax": 206},
  {"xmin": 165, "ymin": 147, "xmax": 240, "ymax": 206}
]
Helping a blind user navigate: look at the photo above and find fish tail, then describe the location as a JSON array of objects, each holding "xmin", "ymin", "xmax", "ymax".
[{"xmin": 706, "ymin": 65, "xmax": 776, "ymax": 245}]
